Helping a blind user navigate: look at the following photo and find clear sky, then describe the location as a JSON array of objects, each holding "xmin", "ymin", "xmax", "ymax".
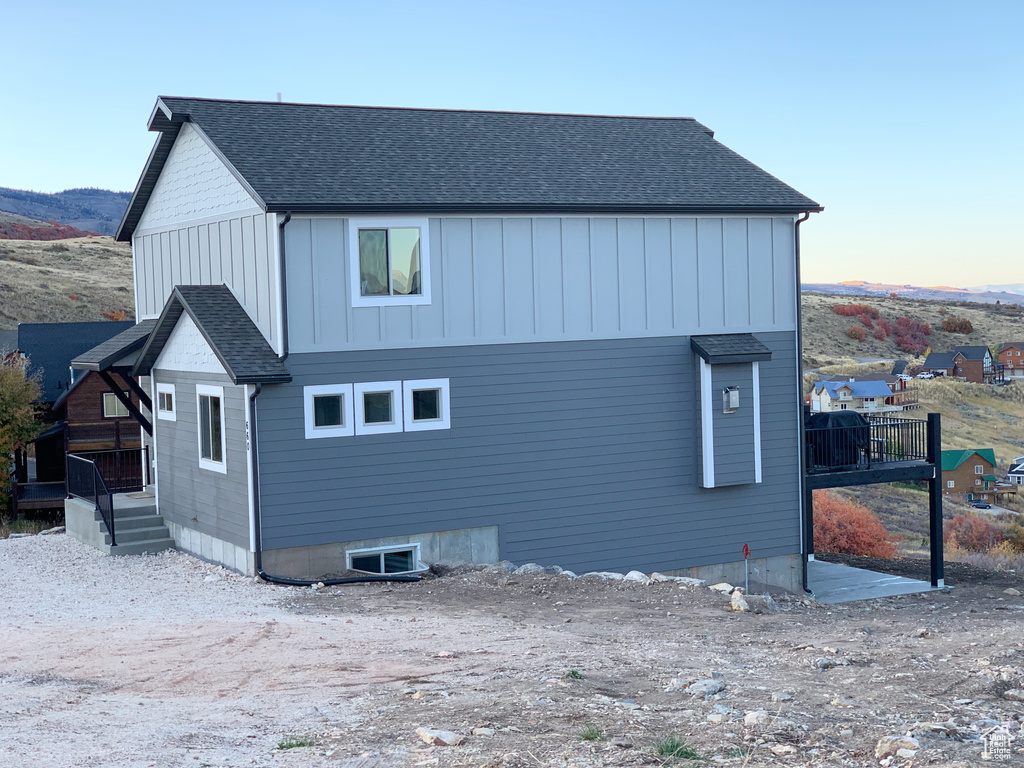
[{"xmin": 2, "ymin": 0, "xmax": 1021, "ymax": 287}]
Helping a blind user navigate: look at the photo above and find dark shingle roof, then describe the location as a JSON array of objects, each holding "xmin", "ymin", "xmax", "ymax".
[
  {"xmin": 999, "ymin": 342, "xmax": 1024, "ymax": 352},
  {"xmin": 133, "ymin": 285, "xmax": 290, "ymax": 384},
  {"xmin": 690, "ymin": 334, "xmax": 772, "ymax": 364},
  {"xmin": 924, "ymin": 352, "xmax": 956, "ymax": 369},
  {"xmin": 71, "ymin": 319, "xmax": 158, "ymax": 372},
  {"xmin": 954, "ymin": 345, "xmax": 991, "ymax": 361},
  {"xmin": 17, "ymin": 321, "xmax": 135, "ymax": 403},
  {"xmin": 117, "ymin": 96, "xmax": 821, "ymax": 240}
]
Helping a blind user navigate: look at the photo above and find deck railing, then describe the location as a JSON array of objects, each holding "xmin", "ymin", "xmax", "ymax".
[
  {"xmin": 805, "ymin": 415, "xmax": 929, "ymax": 474},
  {"xmin": 72, "ymin": 447, "xmax": 149, "ymax": 494},
  {"xmin": 67, "ymin": 454, "xmax": 116, "ymax": 546}
]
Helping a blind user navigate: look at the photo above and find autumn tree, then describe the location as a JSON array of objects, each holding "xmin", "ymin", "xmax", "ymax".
[
  {"xmin": 0, "ymin": 355, "xmax": 41, "ymax": 509},
  {"xmin": 812, "ymin": 490, "xmax": 897, "ymax": 558}
]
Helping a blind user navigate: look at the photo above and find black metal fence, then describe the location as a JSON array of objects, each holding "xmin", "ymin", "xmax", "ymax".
[
  {"xmin": 806, "ymin": 415, "xmax": 929, "ymax": 474},
  {"xmin": 72, "ymin": 447, "xmax": 149, "ymax": 494},
  {"xmin": 67, "ymin": 455, "xmax": 116, "ymax": 546}
]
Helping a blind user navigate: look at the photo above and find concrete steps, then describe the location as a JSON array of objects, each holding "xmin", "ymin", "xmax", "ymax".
[{"xmin": 66, "ymin": 496, "xmax": 175, "ymax": 556}]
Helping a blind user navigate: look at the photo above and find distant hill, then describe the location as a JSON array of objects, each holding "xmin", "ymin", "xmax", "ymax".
[
  {"xmin": 0, "ymin": 187, "xmax": 131, "ymax": 237},
  {"xmin": 801, "ymin": 280, "xmax": 1024, "ymax": 306}
]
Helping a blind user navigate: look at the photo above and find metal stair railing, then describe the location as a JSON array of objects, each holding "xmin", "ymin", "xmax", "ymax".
[{"xmin": 66, "ymin": 454, "xmax": 116, "ymax": 547}]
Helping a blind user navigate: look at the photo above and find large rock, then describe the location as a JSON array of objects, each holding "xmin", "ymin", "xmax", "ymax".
[
  {"xmin": 875, "ymin": 735, "xmax": 919, "ymax": 759},
  {"xmin": 624, "ymin": 570, "xmax": 652, "ymax": 585},
  {"xmin": 709, "ymin": 582, "xmax": 734, "ymax": 593},
  {"xmin": 731, "ymin": 592, "xmax": 751, "ymax": 612},
  {"xmin": 415, "ymin": 727, "xmax": 465, "ymax": 746},
  {"xmin": 1002, "ymin": 689, "xmax": 1024, "ymax": 702},
  {"xmin": 744, "ymin": 710, "xmax": 771, "ymax": 727},
  {"xmin": 513, "ymin": 563, "xmax": 545, "ymax": 575},
  {"xmin": 687, "ymin": 679, "xmax": 726, "ymax": 698}
]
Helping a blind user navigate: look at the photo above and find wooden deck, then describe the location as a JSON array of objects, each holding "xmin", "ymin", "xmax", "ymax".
[{"xmin": 808, "ymin": 559, "xmax": 943, "ymax": 604}]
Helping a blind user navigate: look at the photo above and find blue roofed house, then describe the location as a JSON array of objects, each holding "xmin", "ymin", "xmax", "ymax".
[
  {"xmin": 810, "ymin": 379, "xmax": 901, "ymax": 414},
  {"xmin": 69, "ymin": 96, "xmax": 822, "ymax": 589}
]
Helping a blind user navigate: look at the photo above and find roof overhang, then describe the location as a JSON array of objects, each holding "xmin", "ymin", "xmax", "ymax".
[
  {"xmin": 690, "ymin": 334, "xmax": 773, "ymax": 365},
  {"xmin": 70, "ymin": 319, "xmax": 158, "ymax": 372}
]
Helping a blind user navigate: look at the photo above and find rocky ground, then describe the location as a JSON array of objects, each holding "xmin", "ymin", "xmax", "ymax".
[{"xmin": 1, "ymin": 534, "xmax": 1023, "ymax": 767}]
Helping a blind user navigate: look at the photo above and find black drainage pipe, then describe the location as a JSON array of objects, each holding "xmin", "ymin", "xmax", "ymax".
[{"xmin": 248, "ymin": 383, "xmax": 420, "ymax": 586}]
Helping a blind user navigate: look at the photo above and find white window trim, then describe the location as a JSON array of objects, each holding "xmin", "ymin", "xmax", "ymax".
[
  {"xmin": 156, "ymin": 382, "xmax": 176, "ymax": 422},
  {"xmin": 196, "ymin": 384, "xmax": 227, "ymax": 474},
  {"xmin": 403, "ymin": 378, "xmax": 451, "ymax": 432},
  {"xmin": 102, "ymin": 391, "xmax": 130, "ymax": 418},
  {"xmin": 346, "ymin": 543, "xmax": 427, "ymax": 575},
  {"xmin": 303, "ymin": 384, "xmax": 355, "ymax": 439},
  {"xmin": 974, "ymin": 465, "xmax": 983, "ymax": 474},
  {"xmin": 348, "ymin": 216, "xmax": 431, "ymax": 308},
  {"xmin": 947, "ymin": 480, "xmax": 955, "ymax": 488},
  {"xmin": 354, "ymin": 381, "xmax": 403, "ymax": 435}
]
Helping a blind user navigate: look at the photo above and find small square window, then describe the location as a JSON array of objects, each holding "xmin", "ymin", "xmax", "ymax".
[
  {"xmin": 975, "ymin": 479, "xmax": 981, "ymax": 486},
  {"xmin": 156, "ymin": 383, "xmax": 176, "ymax": 421},
  {"xmin": 103, "ymin": 392, "xmax": 130, "ymax": 418},
  {"xmin": 354, "ymin": 381, "xmax": 403, "ymax": 435},
  {"xmin": 403, "ymin": 378, "xmax": 451, "ymax": 432},
  {"xmin": 947, "ymin": 480, "xmax": 955, "ymax": 488},
  {"xmin": 303, "ymin": 384, "xmax": 354, "ymax": 439},
  {"xmin": 349, "ymin": 217, "xmax": 431, "ymax": 308}
]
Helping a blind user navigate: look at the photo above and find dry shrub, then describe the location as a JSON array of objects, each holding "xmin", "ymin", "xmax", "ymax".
[
  {"xmin": 944, "ymin": 513, "xmax": 1004, "ymax": 551},
  {"xmin": 941, "ymin": 317, "xmax": 974, "ymax": 334},
  {"xmin": 876, "ymin": 318, "xmax": 892, "ymax": 338},
  {"xmin": 873, "ymin": 326, "xmax": 888, "ymax": 341},
  {"xmin": 102, "ymin": 309, "xmax": 128, "ymax": 322},
  {"xmin": 833, "ymin": 303, "xmax": 880, "ymax": 318},
  {"xmin": 818, "ymin": 360, "xmax": 892, "ymax": 376},
  {"xmin": 860, "ymin": 313, "xmax": 873, "ymax": 328},
  {"xmin": 846, "ymin": 326, "xmax": 868, "ymax": 341},
  {"xmin": 813, "ymin": 490, "xmax": 898, "ymax": 558},
  {"xmin": 945, "ymin": 541, "xmax": 1024, "ymax": 572}
]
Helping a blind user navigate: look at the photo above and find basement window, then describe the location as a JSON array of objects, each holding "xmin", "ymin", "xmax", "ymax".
[{"xmin": 347, "ymin": 544, "xmax": 425, "ymax": 575}]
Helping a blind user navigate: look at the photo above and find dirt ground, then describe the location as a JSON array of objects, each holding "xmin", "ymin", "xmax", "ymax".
[{"xmin": 1, "ymin": 536, "xmax": 1023, "ymax": 768}]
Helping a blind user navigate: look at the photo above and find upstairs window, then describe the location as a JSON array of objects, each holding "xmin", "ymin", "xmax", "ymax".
[
  {"xmin": 354, "ymin": 381, "xmax": 403, "ymax": 435},
  {"xmin": 303, "ymin": 384, "xmax": 355, "ymax": 439},
  {"xmin": 103, "ymin": 392, "xmax": 130, "ymax": 418},
  {"xmin": 349, "ymin": 217, "xmax": 430, "ymax": 307},
  {"xmin": 156, "ymin": 383, "xmax": 176, "ymax": 422},
  {"xmin": 975, "ymin": 465, "xmax": 984, "ymax": 474}
]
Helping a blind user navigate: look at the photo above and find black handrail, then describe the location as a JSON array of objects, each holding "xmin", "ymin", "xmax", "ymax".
[
  {"xmin": 805, "ymin": 415, "xmax": 929, "ymax": 474},
  {"xmin": 67, "ymin": 454, "xmax": 116, "ymax": 546},
  {"xmin": 72, "ymin": 447, "xmax": 146, "ymax": 494}
]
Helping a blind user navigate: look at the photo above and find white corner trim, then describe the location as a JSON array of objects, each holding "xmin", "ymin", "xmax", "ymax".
[
  {"xmin": 403, "ymin": 378, "xmax": 451, "ymax": 432},
  {"xmin": 752, "ymin": 361, "xmax": 762, "ymax": 484},
  {"xmin": 348, "ymin": 216, "xmax": 431, "ymax": 308},
  {"xmin": 304, "ymin": 383, "xmax": 355, "ymax": 439},
  {"xmin": 156, "ymin": 382, "xmax": 176, "ymax": 421},
  {"xmin": 354, "ymin": 381, "xmax": 404, "ymax": 435},
  {"xmin": 196, "ymin": 384, "xmax": 227, "ymax": 474},
  {"xmin": 699, "ymin": 357, "xmax": 715, "ymax": 488},
  {"xmin": 244, "ymin": 384, "xmax": 256, "ymax": 553}
]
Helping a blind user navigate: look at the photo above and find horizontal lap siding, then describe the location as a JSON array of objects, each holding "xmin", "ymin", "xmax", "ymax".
[
  {"xmin": 256, "ymin": 333, "xmax": 799, "ymax": 574},
  {"xmin": 153, "ymin": 370, "xmax": 250, "ymax": 548}
]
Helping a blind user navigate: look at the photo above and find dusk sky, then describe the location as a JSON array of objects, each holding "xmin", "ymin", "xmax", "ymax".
[{"xmin": 2, "ymin": 0, "xmax": 1020, "ymax": 288}]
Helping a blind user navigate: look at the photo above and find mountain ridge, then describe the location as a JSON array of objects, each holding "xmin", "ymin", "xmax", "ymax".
[
  {"xmin": 0, "ymin": 187, "xmax": 131, "ymax": 237},
  {"xmin": 802, "ymin": 280, "xmax": 1024, "ymax": 306}
]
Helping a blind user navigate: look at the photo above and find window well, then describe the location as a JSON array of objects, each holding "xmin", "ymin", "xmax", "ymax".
[{"xmin": 347, "ymin": 544, "xmax": 425, "ymax": 575}]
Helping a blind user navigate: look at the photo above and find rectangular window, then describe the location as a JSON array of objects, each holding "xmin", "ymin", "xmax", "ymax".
[
  {"xmin": 975, "ymin": 465, "xmax": 983, "ymax": 474},
  {"xmin": 349, "ymin": 217, "xmax": 430, "ymax": 307},
  {"xmin": 196, "ymin": 384, "xmax": 226, "ymax": 473},
  {"xmin": 156, "ymin": 383, "xmax": 176, "ymax": 422},
  {"xmin": 103, "ymin": 392, "xmax": 130, "ymax": 418},
  {"xmin": 975, "ymin": 478, "xmax": 981, "ymax": 486},
  {"xmin": 303, "ymin": 384, "xmax": 354, "ymax": 439},
  {"xmin": 403, "ymin": 378, "xmax": 451, "ymax": 432},
  {"xmin": 347, "ymin": 544, "xmax": 424, "ymax": 575},
  {"xmin": 354, "ymin": 381, "xmax": 403, "ymax": 435},
  {"xmin": 947, "ymin": 480, "xmax": 955, "ymax": 488}
]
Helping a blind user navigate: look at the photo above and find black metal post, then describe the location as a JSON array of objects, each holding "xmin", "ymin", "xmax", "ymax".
[{"xmin": 927, "ymin": 412, "xmax": 944, "ymax": 587}]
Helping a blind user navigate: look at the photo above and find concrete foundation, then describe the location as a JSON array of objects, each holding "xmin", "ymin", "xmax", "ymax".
[
  {"xmin": 166, "ymin": 521, "xmax": 254, "ymax": 576},
  {"xmin": 261, "ymin": 525, "xmax": 500, "ymax": 580},
  {"xmin": 65, "ymin": 497, "xmax": 104, "ymax": 549},
  {"xmin": 664, "ymin": 553, "xmax": 803, "ymax": 594}
]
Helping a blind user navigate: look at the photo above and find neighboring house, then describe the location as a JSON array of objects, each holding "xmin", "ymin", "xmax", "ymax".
[
  {"xmin": 998, "ymin": 342, "xmax": 1024, "ymax": 380},
  {"xmin": 73, "ymin": 96, "xmax": 822, "ymax": 589},
  {"xmin": 941, "ymin": 449, "xmax": 998, "ymax": 502},
  {"xmin": 924, "ymin": 346, "xmax": 996, "ymax": 383},
  {"xmin": 811, "ymin": 377, "xmax": 912, "ymax": 414},
  {"xmin": 1008, "ymin": 456, "xmax": 1024, "ymax": 486},
  {"xmin": 12, "ymin": 321, "xmax": 143, "ymax": 502}
]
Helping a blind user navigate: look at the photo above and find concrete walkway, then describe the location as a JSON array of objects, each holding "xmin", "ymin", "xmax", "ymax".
[{"xmin": 808, "ymin": 559, "xmax": 942, "ymax": 604}]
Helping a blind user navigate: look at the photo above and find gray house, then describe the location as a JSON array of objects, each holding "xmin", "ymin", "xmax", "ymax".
[{"xmin": 79, "ymin": 96, "xmax": 821, "ymax": 589}]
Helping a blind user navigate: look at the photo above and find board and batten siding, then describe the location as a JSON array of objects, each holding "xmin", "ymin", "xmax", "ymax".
[
  {"xmin": 151, "ymin": 369, "xmax": 250, "ymax": 549},
  {"xmin": 284, "ymin": 216, "xmax": 796, "ymax": 353},
  {"xmin": 131, "ymin": 122, "xmax": 281, "ymax": 353},
  {"xmin": 255, "ymin": 332, "xmax": 799, "ymax": 575}
]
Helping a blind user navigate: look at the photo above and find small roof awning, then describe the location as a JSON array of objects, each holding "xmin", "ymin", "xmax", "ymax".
[
  {"xmin": 71, "ymin": 319, "xmax": 158, "ymax": 372},
  {"xmin": 690, "ymin": 334, "xmax": 772, "ymax": 365},
  {"xmin": 133, "ymin": 285, "xmax": 291, "ymax": 384}
]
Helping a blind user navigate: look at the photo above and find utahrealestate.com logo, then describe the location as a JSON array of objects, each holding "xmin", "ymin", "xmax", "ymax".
[{"xmin": 982, "ymin": 729, "xmax": 1016, "ymax": 761}]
